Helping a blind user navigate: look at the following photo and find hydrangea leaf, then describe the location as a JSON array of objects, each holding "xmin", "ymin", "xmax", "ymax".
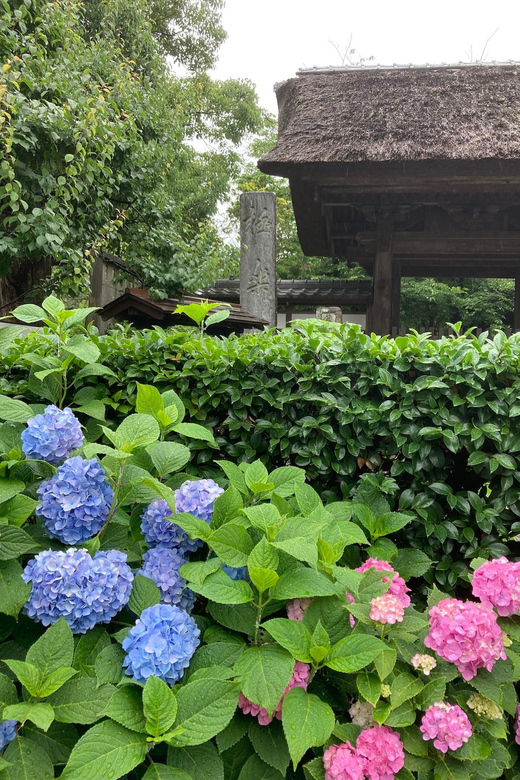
[
  {"xmin": 262, "ymin": 619, "xmax": 313, "ymax": 663},
  {"xmin": 167, "ymin": 679, "xmax": 239, "ymax": 746},
  {"xmin": 269, "ymin": 569, "xmax": 337, "ymax": 600},
  {"xmin": 4, "ymin": 660, "xmax": 41, "ymax": 697},
  {"xmin": 0, "ymin": 494, "xmax": 38, "ymax": 526},
  {"xmin": 3, "ymin": 702, "xmax": 55, "ymax": 732},
  {"xmin": 215, "ymin": 713, "xmax": 251, "ymax": 752},
  {"xmin": 248, "ymin": 719, "xmax": 290, "ymax": 774},
  {"xmin": 325, "ymin": 635, "xmax": 385, "ymax": 673},
  {"xmin": 281, "ymin": 687, "xmax": 335, "ymax": 768},
  {"xmin": 302, "ymin": 756, "xmax": 326, "ymax": 780},
  {"xmin": 167, "ymin": 743, "xmax": 223, "ymax": 780},
  {"xmin": 210, "ymin": 487, "xmax": 244, "ymax": 530},
  {"xmin": 0, "ymin": 479, "xmax": 25, "ymax": 504},
  {"xmin": 105, "ymin": 686, "xmax": 147, "ymax": 734},
  {"xmin": 73, "ymin": 628, "xmax": 111, "ymax": 676},
  {"xmin": 26, "ymin": 617, "xmax": 74, "ymax": 677},
  {"xmin": 172, "ymin": 423, "xmax": 215, "ymax": 445},
  {"xmin": 0, "ymin": 525, "xmax": 40, "ymax": 560},
  {"xmin": 2, "ymin": 736, "xmax": 54, "ymax": 780},
  {"xmin": 234, "ymin": 645, "xmax": 294, "ymax": 716},
  {"xmin": 414, "ymin": 677, "xmax": 446, "ymax": 710},
  {"xmin": 47, "ymin": 678, "xmax": 115, "ymax": 724},
  {"xmin": 390, "ymin": 673, "xmax": 424, "ymax": 709},
  {"xmin": 136, "ymin": 384, "xmax": 165, "ymax": 418},
  {"xmin": 115, "ymin": 414, "xmax": 161, "ymax": 451},
  {"xmin": 148, "ymin": 442, "xmax": 190, "ymax": 477},
  {"xmin": 23, "ymin": 722, "xmax": 78, "ymax": 766},
  {"xmin": 94, "ymin": 644, "xmax": 126, "ymax": 685},
  {"xmin": 143, "ymin": 765, "xmax": 193, "ymax": 780},
  {"xmin": 208, "ymin": 524, "xmax": 253, "ymax": 567},
  {"xmin": 143, "ymin": 675, "xmax": 178, "ymax": 738},
  {"xmin": 238, "ymin": 754, "xmax": 283, "ymax": 780},
  {"xmin": 0, "ymin": 395, "xmax": 33, "ymax": 423},
  {"xmin": 356, "ymin": 672, "xmax": 382, "ymax": 707},
  {"xmin": 60, "ymin": 720, "xmax": 148, "ymax": 780},
  {"xmin": 128, "ymin": 574, "xmax": 162, "ymax": 616},
  {"xmin": 269, "ymin": 466, "xmax": 306, "ymax": 498},
  {"xmin": 0, "ymin": 559, "xmax": 31, "ymax": 618},
  {"xmin": 188, "ymin": 570, "xmax": 254, "ymax": 605}
]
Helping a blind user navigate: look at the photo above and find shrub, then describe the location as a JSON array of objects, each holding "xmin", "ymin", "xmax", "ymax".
[
  {"xmin": 2, "ymin": 312, "xmax": 520, "ymax": 592},
  {"xmin": 0, "ymin": 300, "xmax": 519, "ymax": 779}
]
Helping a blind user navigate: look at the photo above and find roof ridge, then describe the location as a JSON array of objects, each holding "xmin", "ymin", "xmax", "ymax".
[{"xmin": 298, "ymin": 61, "xmax": 520, "ymax": 75}]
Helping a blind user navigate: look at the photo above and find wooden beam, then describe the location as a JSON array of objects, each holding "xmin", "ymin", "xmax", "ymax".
[
  {"xmin": 391, "ymin": 259, "xmax": 401, "ymax": 333},
  {"xmin": 370, "ymin": 217, "xmax": 394, "ymax": 335},
  {"xmin": 515, "ymin": 276, "xmax": 520, "ymax": 333},
  {"xmin": 357, "ymin": 232, "xmax": 520, "ymax": 256}
]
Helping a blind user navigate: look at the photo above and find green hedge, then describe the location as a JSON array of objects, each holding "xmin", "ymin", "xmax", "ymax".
[{"xmin": 3, "ymin": 320, "xmax": 520, "ymax": 591}]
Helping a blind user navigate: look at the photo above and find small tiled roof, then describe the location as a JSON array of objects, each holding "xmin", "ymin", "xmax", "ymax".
[
  {"xmin": 199, "ymin": 279, "xmax": 373, "ymax": 305},
  {"xmin": 98, "ymin": 288, "xmax": 268, "ymax": 331}
]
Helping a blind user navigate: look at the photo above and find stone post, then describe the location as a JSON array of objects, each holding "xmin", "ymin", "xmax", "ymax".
[
  {"xmin": 316, "ymin": 306, "xmax": 343, "ymax": 323},
  {"xmin": 240, "ymin": 192, "xmax": 277, "ymax": 327}
]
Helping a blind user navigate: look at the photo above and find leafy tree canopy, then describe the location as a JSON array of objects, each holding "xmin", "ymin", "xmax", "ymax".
[{"xmin": 1, "ymin": 0, "xmax": 265, "ymax": 303}]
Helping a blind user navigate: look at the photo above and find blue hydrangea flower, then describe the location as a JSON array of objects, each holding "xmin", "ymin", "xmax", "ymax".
[
  {"xmin": 222, "ymin": 565, "xmax": 248, "ymax": 581},
  {"xmin": 21, "ymin": 405, "xmax": 83, "ymax": 464},
  {"xmin": 175, "ymin": 479, "xmax": 224, "ymax": 524},
  {"xmin": 122, "ymin": 603, "xmax": 200, "ymax": 684},
  {"xmin": 22, "ymin": 548, "xmax": 133, "ymax": 633},
  {"xmin": 36, "ymin": 456, "xmax": 114, "ymax": 544},
  {"xmin": 138, "ymin": 547, "xmax": 196, "ymax": 612},
  {"xmin": 0, "ymin": 721, "xmax": 17, "ymax": 752}
]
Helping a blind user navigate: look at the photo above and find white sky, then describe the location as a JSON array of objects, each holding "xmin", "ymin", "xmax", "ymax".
[{"xmin": 212, "ymin": 0, "xmax": 520, "ymax": 115}]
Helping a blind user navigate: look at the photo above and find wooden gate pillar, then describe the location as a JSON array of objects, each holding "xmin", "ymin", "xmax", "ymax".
[
  {"xmin": 370, "ymin": 216, "xmax": 395, "ymax": 335},
  {"xmin": 515, "ymin": 273, "xmax": 520, "ymax": 333}
]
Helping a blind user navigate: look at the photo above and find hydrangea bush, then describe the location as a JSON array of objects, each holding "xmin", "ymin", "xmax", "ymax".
[{"xmin": 0, "ymin": 299, "xmax": 518, "ymax": 780}]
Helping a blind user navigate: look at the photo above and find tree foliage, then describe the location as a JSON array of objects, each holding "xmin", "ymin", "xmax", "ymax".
[{"xmin": 0, "ymin": 0, "xmax": 264, "ymax": 302}]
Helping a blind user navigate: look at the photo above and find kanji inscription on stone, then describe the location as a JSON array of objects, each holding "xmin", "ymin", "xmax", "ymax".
[{"xmin": 240, "ymin": 192, "xmax": 277, "ymax": 327}]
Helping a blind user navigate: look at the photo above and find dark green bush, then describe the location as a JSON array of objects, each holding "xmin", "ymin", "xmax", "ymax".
[{"xmin": 2, "ymin": 319, "xmax": 520, "ymax": 592}]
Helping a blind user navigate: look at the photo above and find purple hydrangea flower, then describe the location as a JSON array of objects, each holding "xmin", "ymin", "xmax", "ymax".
[
  {"xmin": 138, "ymin": 547, "xmax": 196, "ymax": 612},
  {"xmin": 222, "ymin": 565, "xmax": 248, "ymax": 581},
  {"xmin": 0, "ymin": 721, "xmax": 17, "ymax": 752},
  {"xmin": 122, "ymin": 603, "xmax": 200, "ymax": 684},
  {"xmin": 21, "ymin": 405, "xmax": 83, "ymax": 464},
  {"xmin": 36, "ymin": 456, "xmax": 114, "ymax": 544},
  {"xmin": 175, "ymin": 479, "xmax": 224, "ymax": 524},
  {"xmin": 22, "ymin": 548, "xmax": 133, "ymax": 633}
]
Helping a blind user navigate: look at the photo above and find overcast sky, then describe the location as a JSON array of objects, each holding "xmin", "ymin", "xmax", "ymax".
[{"xmin": 213, "ymin": 0, "xmax": 520, "ymax": 115}]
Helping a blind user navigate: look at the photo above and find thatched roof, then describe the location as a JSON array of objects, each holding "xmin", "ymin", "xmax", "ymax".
[{"xmin": 259, "ymin": 64, "xmax": 520, "ymax": 174}]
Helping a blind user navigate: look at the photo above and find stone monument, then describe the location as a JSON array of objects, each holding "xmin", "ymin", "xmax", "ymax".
[
  {"xmin": 316, "ymin": 306, "xmax": 343, "ymax": 323},
  {"xmin": 240, "ymin": 192, "xmax": 277, "ymax": 328}
]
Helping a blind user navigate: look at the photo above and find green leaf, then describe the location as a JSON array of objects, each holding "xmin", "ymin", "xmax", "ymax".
[
  {"xmin": 61, "ymin": 307, "xmax": 99, "ymax": 329},
  {"xmin": 281, "ymin": 687, "xmax": 335, "ymax": 768},
  {"xmin": 38, "ymin": 667, "xmax": 78, "ymax": 698},
  {"xmin": 270, "ymin": 467, "xmax": 306, "ymax": 498},
  {"xmin": 167, "ymin": 742, "xmax": 223, "ymax": 780},
  {"xmin": 248, "ymin": 537, "xmax": 279, "ymax": 570},
  {"xmin": 181, "ymin": 559, "xmax": 221, "ymax": 587},
  {"xmin": 26, "ymin": 617, "xmax": 74, "ymax": 676},
  {"xmin": 206, "ymin": 309, "xmax": 231, "ymax": 327},
  {"xmin": 351, "ymin": 504, "xmax": 377, "ymax": 535},
  {"xmin": 392, "ymin": 549, "xmax": 432, "ymax": 580},
  {"xmin": 60, "ymin": 720, "xmax": 148, "ymax": 780},
  {"xmin": 74, "ymin": 363, "xmax": 116, "ymax": 382},
  {"xmin": 143, "ymin": 765, "xmax": 193, "ymax": 780},
  {"xmin": 136, "ymin": 384, "xmax": 165, "ymax": 417},
  {"xmin": 73, "ymin": 628, "xmax": 111, "ymax": 676},
  {"xmin": 11, "ymin": 304, "xmax": 46, "ymax": 323},
  {"xmin": 374, "ymin": 646, "xmax": 397, "ymax": 680},
  {"xmin": 209, "ymin": 524, "xmax": 253, "ymax": 567},
  {"xmin": 23, "ymin": 721, "xmax": 78, "ymax": 766},
  {"xmin": 3, "ymin": 702, "xmax": 54, "ymax": 731},
  {"xmin": 415, "ymin": 677, "xmax": 446, "ymax": 710},
  {"xmin": 390, "ymin": 672, "xmax": 424, "ymax": 709},
  {"xmin": 169, "ymin": 679, "xmax": 239, "ymax": 746},
  {"xmin": 0, "ymin": 672, "xmax": 18, "ymax": 707},
  {"xmin": 189, "ymin": 570, "xmax": 254, "ymax": 604},
  {"xmin": 238, "ymin": 754, "xmax": 283, "ymax": 780},
  {"xmin": 373, "ymin": 512, "xmax": 412, "ymax": 539},
  {"xmin": 0, "ymin": 395, "xmax": 33, "ymax": 423},
  {"xmin": 94, "ymin": 644, "xmax": 126, "ymax": 685},
  {"xmin": 144, "ymin": 675, "xmax": 178, "ymax": 738},
  {"xmin": 4, "ymin": 660, "xmax": 41, "ymax": 695},
  {"xmin": 105, "ymin": 686, "xmax": 146, "ymax": 733},
  {"xmin": 2, "ymin": 736, "xmax": 54, "ymax": 780},
  {"xmin": 172, "ymin": 423, "xmax": 216, "ymax": 445},
  {"xmin": 241, "ymin": 504, "xmax": 280, "ymax": 532},
  {"xmin": 47, "ymin": 678, "xmax": 114, "ymax": 724},
  {"xmin": 385, "ymin": 701, "xmax": 416, "ymax": 727},
  {"xmin": 172, "ymin": 512, "xmax": 211, "ymax": 542},
  {"xmin": 244, "ymin": 461, "xmax": 269, "ymax": 490},
  {"xmin": 456, "ymin": 734, "xmax": 491, "ymax": 761},
  {"xmin": 0, "ymin": 525, "xmax": 39, "ymax": 559},
  {"xmin": 0, "ymin": 495, "xmax": 37, "ymax": 526},
  {"xmin": 234, "ymin": 645, "xmax": 294, "ymax": 716},
  {"xmin": 128, "ymin": 574, "xmax": 162, "ymax": 615},
  {"xmin": 303, "ymin": 756, "xmax": 325, "ymax": 780},
  {"xmin": 262, "ymin": 619, "xmax": 312, "ymax": 662},
  {"xmin": 294, "ymin": 483, "xmax": 322, "ymax": 515},
  {"xmin": 211, "ymin": 488, "xmax": 243, "ymax": 530},
  {"xmin": 0, "ymin": 560, "xmax": 31, "ymax": 617},
  {"xmin": 216, "ymin": 714, "xmax": 250, "ymax": 752},
  {"xmin": 115, "ymin": 413, "xmax": 160, "ymax": 451},
  {"xmin": 248, "ymin": 719, "xmax": 290, "ymax": 774},
  {"xmin": 401, "ymin": 725, "xmax": 429, "ymax": 756},
  {"xmin": 325, "ymin": 635, "xmax": 385, "ymax": 673},
  {"xmin": 63, "ymin": 341, "xmax": 101, "ymax": 364},
  {"xmin": 269, "ymin": 569, "xmax": 337, "ymax": 600},
  {"xmin": 357, "ymin": 672, "xmax": 382, "ymax": 707},
  {"xmin": 0, "ymin": 479, "xmax": 25, "ymax": 504},
  {"xmin": 161, "ymin": 390, "xmax": 185, "ymax": 423},
  {"xmin": 433, "ymin": 757, "xmax": 470, "ymax": 780},
  {"xmin": 149, "ymin": 442, "xmax": 190, "ymax": 476},
  {"xmin": 218, "ymin": 462, "xmax": 248, "ymax": 495},
  {"xmin": 42, "ymin": 295, "xmax": 65, "ymax": 317}
]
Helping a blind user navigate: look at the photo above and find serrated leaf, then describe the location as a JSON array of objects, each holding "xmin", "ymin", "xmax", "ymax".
[
  {"xmin": 60, "ymin": 720, "xmax": 148, "ymax": 780},
  {"xmin": 4, "ymin": 660, "xmax": 41, "ymax": 697},
  {"xmin": 0, "ymin": 559, "xmax": 31, "ymax": 617},
  {"xmin": 209, "ymin": 524, "xmax": 253, "ymax": 567},
  {"xmin": 390, "ymin": 672, "xmax": 424, "ymax": 709},
  {"xmin": 38, "ymin": 666, "xmax": 78, "ymax": 697},
  {"xmin": 94, "ymin": 644, "xmax": 126, "ymax": 685},
  {"xmin": 105, "ymin": 685, "xmax": 146, "ymax": 733},
  {"xmin": 26, "ymin": 617, "xmax": 74, "ymax": 677},
  {"xmin": 281, "ymin": 687, "xmax": 335, "ymax": 768},
  {"xmin": 169, "ymin": 679, "xmax": 239, "ymax": 746},
  {"xmin": 234, "ymin": 645, "xmax": 294, "ymax": 716},
  {"xmin": 325, "ymin": 635, "xmax": 385, "ymax": 673},
  {"xmin": 0, "ymin": 525, "xmax": 39, "ymax": 559},
  {"xmin": 143, "ymin": 764, "xmax": 193, "ymax": 780},
  {"xmin": 189, "ymin": 570, "xmax": 253, "ymax": 604},
  {"xmin": 262, "ymin": 619, "xmax": 312, "ymax": 662},
  {"xmin": 116, "ymin": 414, "xmax": 160, "ymax": 451},
  {"xmin": 172, "ymin": 423, "xmax": 215, "ymax": 445},
  {"xmin": 128, "ymin": 574, "xmax": 161, "ymax": 616},
  {"xmin": 0, "ymin": 395, "xmax": 33, "ymax": 423},
  {"xmin": 3, "ymin": 702, "xmax": 54, "ymax": 731},
  {"xmin": 167, "ymin": 743, "xmax": 223, "ymax": 780},
  {"xmin": 248, "ymin": 719, "xmax": 290, "ymax": 774},
  {"xmin": 47, "ymin": 678, "xmax": 114, "ymax": 724},
  {"xmin": 149, "ymin": 442, "xmax": 190, "ymax": 476},
  {"xmin": 269, "ymin": 569, "xmax": 337, "ymax": 600},
  {"xmin": 238, "ymin": 754, "xmax": 283, "ymax": 780},
  {"xmin": 415, "ymin": 677, "xmax": 446, "ymax": 710},
  {"xmin": 3, "ymin": 736, "xmax": 54, "ymax": 780},
  {"xmin": 144, "ymin": 675, "xmax": 178, "ymax": 738},
  {"xmin": 356, "ymin": 672, "xmax": 381, "ymax": 706}
]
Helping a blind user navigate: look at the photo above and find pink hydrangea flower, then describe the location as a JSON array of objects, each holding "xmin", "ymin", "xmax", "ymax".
[
  {"xmin": 286, "ymin": 598, "xmax": 313, "ymax": 622},
  {"xmin": 472, "ymin": 557, "xmax": 520, "ymax": 616},
  {"xmin": 356, "ymin": 558, "xmax": 411, "ymax": 608},
  {"xmin": 370, "ymin": 593, "xmax": 405, "ymax": 625},
  {"xmin": 323, "ymin": 742, "xmax": 364, "ymax": 780},
  {"xmin": 411, "ymin": 653, "xmax": 437, "ymax": 675},
  {"xmin": 349, "ymin": 700, "xmax": 374, "ymax": 728},
  {"xmin": 238, "ymin": 661, "xmax": 310, "ymax": 725},
  {"xmin": 424, "ymin": 598, "xmax": 506, "ymax": 681},
  {"xmin": 356, "ymin": 724, "xmax": 405, "ymax": 780},
  {"xmin": 420, "ymin": 702, "xmax": 472, "ymax": 753},
  {"xmin": 515, "ymin": 705, "xmax": 520, "ymax": 746},
  {"xmin": 346, "ymin": 592, "xmax": 356, "ymax": 628}
]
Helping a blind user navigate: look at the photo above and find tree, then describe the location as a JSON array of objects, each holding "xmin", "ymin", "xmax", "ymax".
[{"xmin": 0, "ymin": 0, "xmax": 264, "ymax": 305}]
